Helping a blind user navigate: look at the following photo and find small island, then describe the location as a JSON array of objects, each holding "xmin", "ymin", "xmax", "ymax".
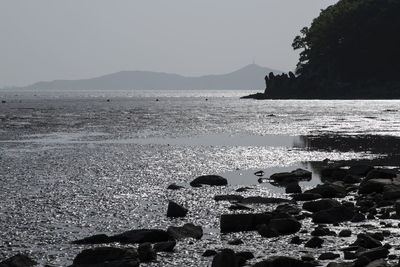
[{"xmin": 243, "ymin": 0, "xmax": 400, "ymax": 99}]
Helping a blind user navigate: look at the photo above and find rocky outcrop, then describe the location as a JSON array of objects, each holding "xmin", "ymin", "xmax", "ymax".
[{"xmin": 190, "ymin": 175, "xmax": 228, "ymax": 187}]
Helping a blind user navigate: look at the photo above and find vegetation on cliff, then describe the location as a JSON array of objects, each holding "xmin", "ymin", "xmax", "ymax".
[{"xmin": 244, "ymin": 0, "xmax": 400, "ymax": 99}]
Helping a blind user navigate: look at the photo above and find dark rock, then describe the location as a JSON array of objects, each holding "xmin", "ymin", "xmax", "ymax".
[
  {"xmin": 349, "ymin": 165, "xmax": 374, "ymax": 176},
  {"xmin": 321, "ymin": 167, "xmax": 348, "ymax": 181},
  {"xmin": 203, "ymin": 250, "xmax": 217, "ymax": 257},
  {"xmin": 71, "ymin": 234, "xmax": 111, "ymax": 244},
  {"xmin": 0, "ymin": 254, "xmax": 37, "ymax": 267},
  {"xmin": 268, "ymin": 217, "xmax": 301, "ymax": 235},
  {"xmin": 318, "ymin": 252, "xmax": 340, "ymax": 260},
  {"xmin": 252, "ymin": 256, "xmax": 307, "ymax": 267},
  {"xmin": 239, "ymin": 196, "xmax": 290, "ymax": 204},
  {"xmin": 190, "ymin": 175, "xmax": 227, "ymax": 187},
  {"xmin": 137, "ymin": 243, "xmax": 156, "ymax": 262},
  {"xmin": 343, "ymin": 175, "xmax": 362, "ymax": 184},
  {"xmin": 275, "ymin": 204, "xmax": 301, "ymax": 215},
  {"xmin": 305, "ymin": 184, "xmax": 347, "ymax": 198},
  {"xmin": 236, "ymin": 251, "xmax": 254, "ymax": 261},
  {"xmin": 270, "ymin": 169, "xmax": 312, "ymax": 184},
  {"xmin": 228, "ymin": 238, "xmax": 243, "ymax": 245},
  {"xmin": 153, "ymin": 240, "xmax": 176, "ymax": 252},
  {"xmin": 112, "ymin": 229, "xmax": 170, "ymax": 244},
  {"xmin": 286, "ymin": 183, "xmax": 302, "ymax": 194},
  {"xmin": 364, "ymin": 259, "xmax": 389, "ymax": 267},
  {"xmin": 365, "ymin": 169, "xmax": 397, "ymax": 181},
  {"xmin": 305, "ymin": 237, "xmax": 324, "ymax": 248},
  {"xmin": 359, "ymin": 179, "xmax": 393, "ymax": 194},
  {"xmin": 167, "ymin": 223, "xmax": 203, "ymax": 240},
  {"xmin": 311, "ymin": 227, "xmax": 336, "ymax": 237},
  {"xmin": 292, "ymin": 193, "xmax": 322, "ymax": 201},
  {"xmin": 356, "ymin": 246, "xmax": 389, "ymax": 263},
  {"xmin": 352, "ymin": 233, "xmax": 382, "ymax": 249},
  {"xmin": 214, "ymin": 195, "xmax": 244, "ymax": 202},
  {"xmin": 211, "ymin": 249, "xmax": 239, "ymax": 267},
  {"xmin": 339, "ymin": 229, "xmax": 352, "ymax": 237},
  {"xmin": 254, "ymin": 170, "xmax": 265, "ymax": 176},
  {"xmin": 236, "ymin": 187, "xmax": 252, "ymax": 192},
  {"xmin": 167, "ymin": 201, "xmax": 188, "ymax": 218},
  {"xmin": 228, "ymin": 203, "xmax": 253, "ymax": 210},
  {"xmin": 290, "ymin": 236, "xmax": 302, "ymax": 245},
  {"xmin": 351, "ymin": 212, "xmax": 365, "ymax": 222},
  {"xmin": 344, "ymin": 251, "xmax": 356, "ymax": 260},
  {"xmin": 220, "ymin": 213, "xmax": 272, "ymax": 233},
  {"xmin": 167, "ymin": 183, "xmax": 184, "ymax": 190},
  {"xmin": 312, "ymin": 206, "xmax": 355, "ymax": 224},
  {"xmin": 72, "ymin": 247, "xmax": 139, "ymax": 266},
  {"xmin": 303, "ymin": 199, "xmax": 341, "ymax": 213},
  {"xmin": 257, "ymin": 224, "xmax": 279, "ymax": 238},
  {"xmin": 395, "ymin": 199, "xmax": 400, "ymax": 216}
]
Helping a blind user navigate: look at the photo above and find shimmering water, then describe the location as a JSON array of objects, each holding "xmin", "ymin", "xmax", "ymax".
[{"xmin": 1, "ymin": 90, "xmax": 400, "ymax": 266}]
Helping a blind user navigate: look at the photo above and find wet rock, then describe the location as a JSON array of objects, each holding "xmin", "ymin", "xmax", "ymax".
[
  {"xmin": 112, "ymin": 229, "xmax": 170, "ymax": 244},
  {"xmin": 382, "ymin": 185, "xmax": 400, "ymax": 200},
  {"xmin": 71, "ymin": 247, "xmax": 139, "ymax": 266},
  {"xmin": 292, "ymin": 193, "xmax": 322, "ymax": 201},
  {"xmin": 220, "ymin": 213, "xmax": 272, "ymax": 233},
  {"xmin": 239, "ymin": 196, "xmax": 290, "ymax": 204},
  {"xmin": 257, "ymin": 224, "xmax": 279, "ymax": 238},
  {"xmin": 365, "ymin": 169, "xmax": 397, "ymax": 181},
  {"xmin": 71, "ymin": 234, "xmax": 111, "ymax": 244},
  {"xmin": 138, "ymin": 243, "xmax": 156, "ymax": 262},
  {"xmin": 167, "ymin": 223, "xmax": 203, "ymax": 240},
  {"xmin": 339, "ymin": 229, "xmax": 352, "ymax": 237},
  {"xmin": 395, "ymin": 200, "xmax": 400, "ymax": 216},
  {"xmin": 275, "ymin": 204, "xmax": 301, "ymax": 215},
  {"xmin": 305, "ymin": 237, "xmax": 324, "ymax": 248},
  {"xmin": 167, "ymin": 201, "xmax": 188, "ymax": 218},
  {"xmin": 290, "ymin": 236, "xmax": 303, "ymax": 245},
  {"xmin": 236, "ymin": 187, "xmax": 252, "ymax": 192},
  {"xmin": 270, "ymin": 169, "xmax": 312, "ymax": 184},
  {"xmin": 286, "ymin": 183, "xmax": 302, "ymax": 194},
  {"xmin": 203, "ymin": 250, "xmax": 217, "ymax": 257},
  {"xmin": 235, "ymin": 251, "xmax": 254, "ymax": 261},
  {"xmin": 352, "ymin": 233, "xmax": 382, "ymax": 249},
  {"xmin": 268, "ymin": 217, "xmax": 301, "ymax": 235},
  {"xmin": 254, "ymin": 170, "xmax": 265, "ymax": 176},
  {"xmin": 364, "ymin": 259, "xmax": 389, "ymax": 267},
  {"xmin": 190, "ymin": 175, "xmax": 227, "ymax": 187},
  {"xmin": 153, "ymin": 240, "xmax": 176, "ymax": 252},
  {"xmin": 303, "ymin": 199, "xmax": 341, "ymax": 213},
  {"xmin": 311, "ymin": 226, "xmax": 336, "ymax": 237},
  {"xmin": 321, "ymin": 167, "xmax": 348, "ymax": 181},
  {"xmin": 318, "ymin": 252, "xmax": 340, "ymax": 260},
  {"xmin": 305, "ymin": 184, "xmax": 347, "ymax": 198},
  {"xmin": 312, "ymin": 206, "xmax": 355, "ymax": 224},
  {"xmin": 214, "ymin": 195, "xmax": 244, "ymax": 202},
  {"xmin": 327, "ymin": 263, "xmax": 354, "ymax": 267},
  {"xmin": 359, "ymin": 179, "xmax": 393, "ymax": 194},
  {"xmin": 211, "ymin": 249, "xmax": 239, "ymax": 267},
  {"xmin": 349, "ymin": 165, "xmax": 374, "ymax": 176},
  {"xmin": 252, "ymin": 256, "xmax": 307, "ymax": 267},
  {"xmin": 351, "ymin": 212, "xmax": 365, "ymax": 222},
  {"xmin": 343, "ymin": 175, "xmax": 362, "ymax": 184},
  {"xmin": 355, "ymin": 247, "xmax": 389, "ymax": 264},
  {"xmin": 228, "ymin": 238, "xmax": 243, "ymax": 245},
  {"xmin": 0, "ymin": 254, "xmax": 37, "ymax": 267},
  {"xmin": 344, "ymin": 251, "xmax": 356, "ymax": 260},
  {"xmin": 228, "ymin": 203, "xmax": 253, "ymax": 210},
  {"xmin": 167, "ymin": 183, "xmax": 184, "ymax": 190}
]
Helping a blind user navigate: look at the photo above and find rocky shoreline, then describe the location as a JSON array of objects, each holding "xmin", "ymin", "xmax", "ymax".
[{"xmin": 3, "ymin": 164, "xmax": 400, "ymax": 266}]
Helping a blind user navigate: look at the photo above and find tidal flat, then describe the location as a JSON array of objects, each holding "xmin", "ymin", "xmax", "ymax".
[{"xmin": 1, "ymin": 90, "xmax": 400, "ymax": 266}]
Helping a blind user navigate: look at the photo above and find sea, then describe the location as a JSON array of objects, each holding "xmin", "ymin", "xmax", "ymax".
[{"xmin": 1, "ymin": 89, "xmax": 400, "ymax": 266}]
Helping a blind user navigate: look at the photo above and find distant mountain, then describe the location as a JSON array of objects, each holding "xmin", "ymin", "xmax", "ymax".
[{"xmin": 13, "ymin": 64, "xmax": 281, "ymax": 90}]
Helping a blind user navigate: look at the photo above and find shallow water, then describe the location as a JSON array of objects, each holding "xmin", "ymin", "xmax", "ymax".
[{"xmin": 1, "ymin": 90, "xmax": 400, "ymax": 266}]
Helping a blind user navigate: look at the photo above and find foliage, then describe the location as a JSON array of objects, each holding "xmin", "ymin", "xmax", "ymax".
[{"xmin": 292, "ymin": 0, "xmax": 400, "ymax": 82}]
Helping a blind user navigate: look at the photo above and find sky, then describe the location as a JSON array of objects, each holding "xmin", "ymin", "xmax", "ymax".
[{"xmin": 0, "ymin": 0, "xmax": 338, "ymax": 87}]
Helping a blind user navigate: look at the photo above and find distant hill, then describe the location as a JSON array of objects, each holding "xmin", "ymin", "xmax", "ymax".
[{"xmin": 13, "ymin": 64, "xmax": 281, "ymax": 90}]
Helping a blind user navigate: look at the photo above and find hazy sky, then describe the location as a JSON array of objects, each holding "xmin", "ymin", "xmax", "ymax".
[{"xmin": 0, "ymin": 0, "xmax": 338, "ymax": 87}]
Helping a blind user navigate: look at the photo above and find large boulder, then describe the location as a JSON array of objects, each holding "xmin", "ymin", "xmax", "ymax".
[
  {"xmin": 355, "ymin": 247, "xmax": 389, "ymax": 264},
  {"xmin": 167, "ymin": 223, "xmax": 203, "ymax": 240},
  {"xmin": 167, "ymin": 201, "xmax": 188, "ymax": 218},
  {"xmin": 137, "ymin": 243, "xmax": 156, "ymax": 262},
  {"xmin": 302, "ymin": 199, "xmax": 341, "ymax": 213},
  {"xmin": 190, "ymin": 175, "xmax": 227, "ymax": 187},
  {"xmin": 220, "ymin": 213, "xmax": 272, "ymax": 233},
  {"xmin": 214, "ymin": 195, "xmax": 244, "ymax": 202},
  {"xmin": 292, "ymin": 193, "xmax": 322, "ymax": 201},
  {"xmin": 312, "ymin": 206, "xmax": 355, "ymax": 224},
  {"xmin": 0, "ymin": 254, "xmax": 37, "ymax": 267},
  {"xmin": 268, "ymin": 218, "xmax": 301, "ymax": 235},
  {"xmin": 153, "ymin": 240, "xmax": 176, "ymax": 252},
  {"xmin": 359, "ymin": 179, "xmax": 393, "ymax": 194},
  {"xmin": 71, "ymin": 247, "xmax": 139, "ymax": 267},
  {"xmin": 239, "ymin": 197, "xmax": 290, "ymax": 205},
  {"xmin": 348, "ymin": 165, "xmax": 374, "ymax": 176},
  {"xmin": 352, "ymin": 233, "xmax": 382, "ymax": 249},
  {"xmin": 365, "ymin": 169, "xmax": 397, "ymax": 181}
]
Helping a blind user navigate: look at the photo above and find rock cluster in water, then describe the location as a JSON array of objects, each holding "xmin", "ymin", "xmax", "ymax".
[{"xmin": 2, "ymin": 165, "xmax": 400, "ymax": 266}]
